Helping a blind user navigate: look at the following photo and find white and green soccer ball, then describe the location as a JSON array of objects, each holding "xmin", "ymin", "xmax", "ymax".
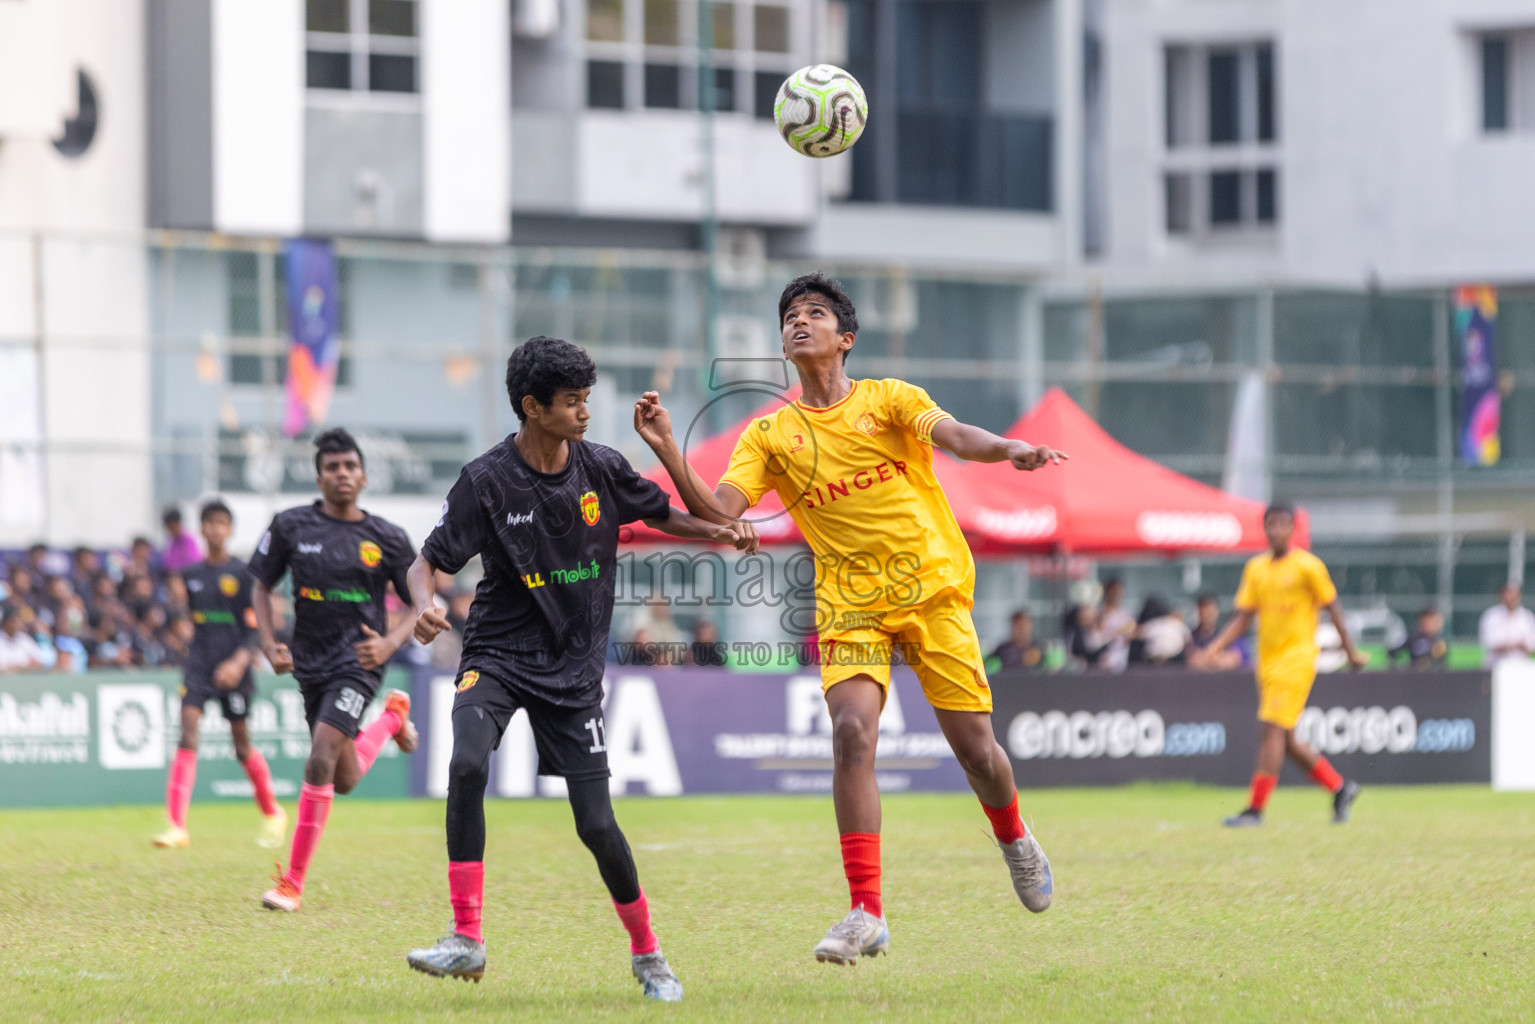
[{"xmin": 773, "ymin": 64, "xmax": 868, "ymax": 158}]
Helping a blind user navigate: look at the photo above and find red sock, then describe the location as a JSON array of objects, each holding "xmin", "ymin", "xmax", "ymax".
[
  {"xmin": 1309, "ymin": 757, "xmax": 1344, "ymax": 793},
  {"xmin": 448, "ymin": 861, "xmax": 485, "ymax": 944},
  {"xmin": 840, "ymin": 832, "xmax": 882, "ymax": 919},
  {"xmin": 354, "ymin": 709, "xmax": 402, "ymax": 776},
  {"xmin": 980, "ymin": 791, "xmax": 1027, "ymax": 845},
  {"xmin": 1249, "ymin": 771, "xmax": 1278, "ymax": 812},
  {"xmin": 614, "ymin": 890, "xmax": 659, "ymax": 955},
  {"xmin": 283, "ymin": 782, "xmax": 334, "ymax": 890},
  {"xmin": 166, "ymin": 747, "xmax": 197, "ymax": 828},
  {"xmin": 242, "ymin": 749, "xmax": 279, "ymax": 816}
]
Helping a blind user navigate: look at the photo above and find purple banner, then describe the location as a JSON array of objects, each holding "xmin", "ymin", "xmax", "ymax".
[
  {"xmin": 1456, "ymin": 285, "xmax": 1501, "ymax": 467},
  {"xmin": 282, "ymin": 238, "xmax": 341, "ymax": 438},
  {"xmin": 412, "ymin": 667, "xmax": 971, "ymax": 798}
]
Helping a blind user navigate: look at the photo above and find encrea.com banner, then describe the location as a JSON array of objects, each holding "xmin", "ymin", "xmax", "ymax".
[{"xmin": 989, "ymin": 669, "xmax": 1490, "ymax": 787}]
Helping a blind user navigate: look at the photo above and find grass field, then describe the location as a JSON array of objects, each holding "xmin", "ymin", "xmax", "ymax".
[{"xmin": 5, "ymin": 786, "xmax": 1535, "ymax": 1022}]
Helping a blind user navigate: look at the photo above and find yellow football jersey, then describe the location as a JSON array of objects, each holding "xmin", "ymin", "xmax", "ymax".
[
  {"xmin": 1235, "ymin": 548, "xmax": 1338, "ymax": 683},
  {"xmin": 719, "ymin": 378, "xmax": 972, "ymax": 617}
]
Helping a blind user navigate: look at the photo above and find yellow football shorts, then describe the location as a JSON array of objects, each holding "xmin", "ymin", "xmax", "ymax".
[
  {"xmin": 1256, "ymin": 668, "xmax": 1317, "ymax": 730},
  {"xmin": 817, "ymin": 588, "xmax": 992, "ymax": 713}
]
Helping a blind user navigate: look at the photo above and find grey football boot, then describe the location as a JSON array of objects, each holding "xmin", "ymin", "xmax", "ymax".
[
  {"xmin": 813, "ymin": 907, "xmax": 890, "ymax": 965},
  {"xmin": 406, "ymin": 932, "xmax": 486, "ymax": 982},
  {"xmin": 1000, "ymin": 832, "xmax": 1054, "ymax": 913},
  {"xmin": 631, "ymin": 950, "xmax": 683, "ymax": 1001}
]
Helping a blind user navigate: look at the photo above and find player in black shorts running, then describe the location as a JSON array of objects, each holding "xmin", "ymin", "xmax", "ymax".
[
  {"xmin": 153, "ymin": 500, "xmax": 286, "ymax": 850},
  {"xmin": 249, "ymin": 428, "xmax": 423, "ymax": 912},
  {"xmin": 402, "ymin": 336, "xmax": 747, "ymax": 1001}
]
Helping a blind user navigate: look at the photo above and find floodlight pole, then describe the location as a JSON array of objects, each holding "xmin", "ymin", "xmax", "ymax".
[{"xmin": 699, "ymin": 0, "xmax": 720, "ymax": 403}]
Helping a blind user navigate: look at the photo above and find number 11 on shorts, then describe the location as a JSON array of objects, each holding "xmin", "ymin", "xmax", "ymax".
[{"xmin": 584, "ymin": 717, "xmax": 607, "ymax": 753}]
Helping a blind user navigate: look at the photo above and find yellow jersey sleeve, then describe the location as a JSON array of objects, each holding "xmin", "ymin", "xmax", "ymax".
[
  {"xmin": 1304, "ymin": 553, "xmax": 1338, "ymax": 607},
  {"xmin": 882, "ymin": 380, "xmax": 953, "ymax": 445},
  {"xmin": 717, "ymin": 420, "xmax": 772, "ymax": 507},
  {"xmin": 1234, "ymin": 557, "xmax": 1261, "ymax": 612}
]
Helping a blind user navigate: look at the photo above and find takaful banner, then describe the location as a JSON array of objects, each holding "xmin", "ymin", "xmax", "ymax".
[
  {"xmin": 990, "ymin": 669, "xmax": 1491, "ymax": 787},
  {"xmin": 282, "ymin": 238, "xmax": 340, "ymax": 438},
  {"xmin": 0, "ymin": 670, "xmax": 412, "ymax": 808}
]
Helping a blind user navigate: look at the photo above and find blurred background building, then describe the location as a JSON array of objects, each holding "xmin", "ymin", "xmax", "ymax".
[{"xmin": 0, "ymin": 0, "xmax": 1532, "ymax": 646}]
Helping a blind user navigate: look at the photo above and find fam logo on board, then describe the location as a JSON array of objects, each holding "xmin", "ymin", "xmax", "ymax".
[{"xmin": 98, "ymin": 684, "xmax": 166, "ymax": 769}]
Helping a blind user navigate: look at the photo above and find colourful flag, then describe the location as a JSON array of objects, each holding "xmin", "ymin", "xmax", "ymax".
[
  {"xmin": 1455, "ymin": 286, "xmax": 1500, "ymax": 467},
  {"xmin": 281, "ymin": 239, "xmax": 340, "ymax": 438}
]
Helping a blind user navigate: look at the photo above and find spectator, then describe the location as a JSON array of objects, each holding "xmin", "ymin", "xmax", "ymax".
[
  {"xmin": 1131, "ymin": 595, "xmax": 1190, "ymax": 666},
  {"xmin": 1188, "ymin": 594, "xmax": 1245, "ymax": 671},
  {"xmin": 627, "ymin": 625, "xmax": 658, "ymax": 667},
  {"xmin": 1391, "ymin": 607, "xmax": 1448, "ymax": 670},
  {"xmin": 25, "ymin": 542, "xmax": 51, "ymax": 584},
  {"xmin": 161, "ymin": 611, "xmax": 195, "ymax": 666},
  {"xmin": 686, "ymin": 620, "xmax": 727, "ymax": 667},
  {"xmin": 990, "ymin": 609, "xmax": 1044, "ymax": 671},
  {"xmin": 6, "ymin": 564, "xmax": 38, "ymax": 612},
  {"xmin": 1479, "ymin": 582, "xmax": 1535, "ymax": 668},
  {"xmin": 1063, "ymin": 604, "xmax": 1111, "ymax": 670},
  {"xmin": 0, "ymin": 604, "xmax": 45, "ymax": 672},
  {"xmin": 70, "ymin": 546, "xmax": 101, "ymax": 596},
  {"xmin": 160, "ymin": 506, "xmax": 203, "ymax": 574},
  {"xmin": 1097, "ymin": 578, "xmax": 1136, "ymax": 672},
  {"xmin": 88, "ymin": 572, "xmax": 128, "ymax": 623},
  {"xmin": 128, "ymin": 535, "xmax": 158, "ymax": 578}
]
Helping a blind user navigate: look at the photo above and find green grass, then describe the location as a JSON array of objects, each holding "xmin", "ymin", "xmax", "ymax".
[{"xmin": 4, "ymin": 787, "xmax": 1535, "ymax": 1022}]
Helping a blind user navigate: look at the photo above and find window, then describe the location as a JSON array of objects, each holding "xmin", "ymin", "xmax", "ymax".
[
  {"xmin": 584, "ymin": 0, "xmax": 796, "ymax": 113},
  {"xmin": 1484, "ymin": 35, "xmax": 1510, "ymax": 131},
  {"xmin": 306, "ymin": 0, "xmax": 418, "ymax": 95},
  {"xmin": 1162, "ymin": 40, "xmax": 1279, "ymax": 236}
]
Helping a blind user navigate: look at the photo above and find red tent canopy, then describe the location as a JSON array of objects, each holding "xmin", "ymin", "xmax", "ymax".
[
  {"xmin": 950, "ymin": 388, "xmax": 1307, "ymax": 556},
  {"xmin": 625, "ymin": 387, "xmax": 808, "ymax": 545}
]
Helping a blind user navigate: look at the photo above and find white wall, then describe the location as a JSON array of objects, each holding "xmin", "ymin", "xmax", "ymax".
[
  {"xmin": 0, "ymin": 0, "xmax": 153, "ymax": 546},
  {"xmin": 1096, "ymin": 0, "xmax": 1535, "ymax": 287},
  {"xmin": 212, "ymin": 0, "xmax": 304, "ymax": 235},
  {"xmin": 422, "ymin": 0, "xmax": 512, "ymax": 242}
]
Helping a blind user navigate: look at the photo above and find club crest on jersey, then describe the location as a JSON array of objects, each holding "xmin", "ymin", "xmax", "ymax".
[
  {"xmin": 359, "ymin": 540, "xmax": 382, "ymax": 567},
  {"xmin": 856, "ymin": 412, "xmax": 879, "ymax": 435},
  {"xmin": 580, "ymin": 490, "xmax": 601, "ymax": 526},
  {"xmin": 457, "ymin": 670, "xmax": 480, "ymax": 692},
  {"xmin": 218, "ymin": 574, "xmax": 239, "ymax": 597}
]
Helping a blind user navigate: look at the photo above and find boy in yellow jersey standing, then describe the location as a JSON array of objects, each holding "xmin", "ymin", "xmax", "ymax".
[
  {"xmin": 633, "ymin": 273, "xmax": 1066, "ymax": 964},
  {"xmin": 1200, "ymin": 501, "xmax": 1368, "ymax": 826}
]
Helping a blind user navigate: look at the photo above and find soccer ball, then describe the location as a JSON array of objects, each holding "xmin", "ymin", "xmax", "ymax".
[{"xmin": 773, "ymin": 65, "xmax": 868, "ymax": 158}]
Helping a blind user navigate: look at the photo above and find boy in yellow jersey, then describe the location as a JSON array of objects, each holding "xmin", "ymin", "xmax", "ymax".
[
  {"xmin": 1200, "ymin": 502, "xmax": 1368, "ymax": 827},
  {"xmin": 633, "ymin": 273, "xmax": 1066, "ymax": 965}
]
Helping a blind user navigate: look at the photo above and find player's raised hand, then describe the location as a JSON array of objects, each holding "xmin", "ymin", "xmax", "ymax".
[
  {"xmin": 212, "ymin": 657, "xmax": 244, "ymax": 690},
  {"xmin": 414, "ymin": 605, "xmax": 452, "ymax": 645},
  {"xmin": 354, "ymin": 624, "xmax": 395, "ymax": 670},
  {"xmin": 1008, "ymin": 440, "xmax": 1068, "ymax": 472},
  {"xmin": 632, "ymin": 391, "xmax": 675, "ymax": 448},
  {"xmin": 264, "ymin": 640, "xmax": 294, "ymax": 675},
  {"xmin": 1347, "ymin": 648, "xmax": 1371, "ymax": 671}
]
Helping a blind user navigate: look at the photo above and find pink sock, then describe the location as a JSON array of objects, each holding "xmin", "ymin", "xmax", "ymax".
[
  {"xmin": 242, "ymin": 749, "xmax": 279, "ymax": 816},
  {"xmin": 167, "ymin": 747, "xmax": 197, "ymax": 828},
  {"xmin": 614, "ymin": 890, "xmax": 659, "ymax": 955},
  {"xmin": 448, "ymin": 861, "xmax": 485, "ymax": 944},
  {"xmin": 354, "ymin": 710, "xmax": 402, "ymax": 776},
  {"xmin": 283, "ymin": 782, "xmax": 334, "ymax": 890}
]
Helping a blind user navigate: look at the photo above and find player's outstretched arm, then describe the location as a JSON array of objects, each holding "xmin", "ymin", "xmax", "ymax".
[
  {"xmin": 406, "ymin": 554, "xmax": 452, "ymax": 645},
  {"xmin": 645, "ymin": 507, "xmax": 753, "ymax": 550},
  {"xmin": 930, "ymin": 419, "xmax": 1067, "ymax": 470},
  {"xmin": 1325, "ymin": 601, "xmax": 1370, "ymax": 669},
  {"xmin": 633, "ymin": 391, "xmax": 754, "ymax": 526},
  {"xmin": 252, "ymin": 580, "xmax": 293, "ymax": 674}
]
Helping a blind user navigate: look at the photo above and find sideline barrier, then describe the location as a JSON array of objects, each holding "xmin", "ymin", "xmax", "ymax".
[
  {"xmin": 990, "ymin": 669, "xmax": 1491, "ymax": 787},
  {"xmin": 0, "ymin": 670, "xmax": 413, "ymax": 808},
  {"xmin": 0, "ymin": 665, "xmax": 1502, "ymax": 806}
]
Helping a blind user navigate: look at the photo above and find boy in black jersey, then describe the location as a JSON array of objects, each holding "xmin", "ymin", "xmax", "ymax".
[
  {"xmin": 402, "ymin": 337, "xmax": 746, "ymax": 1001},
  {"xmin": 250, "ymin": 429, "xmax": 422, "ymax": 912},
  {"xmin": 153, "ymin": 500, "xmax": 286, "ymax": 850}
]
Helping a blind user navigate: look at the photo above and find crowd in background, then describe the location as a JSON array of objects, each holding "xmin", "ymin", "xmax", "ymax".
[{"xmin": 5, "ymin": 521, "xmax": 1532, "ymax": 676}]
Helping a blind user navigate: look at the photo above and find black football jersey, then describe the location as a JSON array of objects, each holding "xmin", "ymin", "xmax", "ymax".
[
  {"xmin": 247, "ymin": 501, "xmax": 416, "ymax": 687},
  {"xmin": 182, "ymin": 557, "xmax": 256, "ymax": 672},
  {"xmin": 422, "ymin": 437, "xmax": 671, "ymax": 706}
]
